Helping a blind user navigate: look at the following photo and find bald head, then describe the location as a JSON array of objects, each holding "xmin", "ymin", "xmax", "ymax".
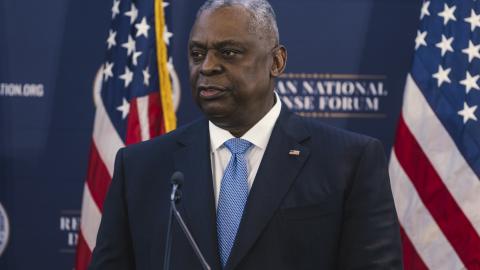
[{"xmin": 197, "ymin": 0, "xmax": 280, "ymax": 47}]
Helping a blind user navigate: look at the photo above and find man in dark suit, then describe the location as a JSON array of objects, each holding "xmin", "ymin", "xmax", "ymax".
[{"xmin": 89, "ymin": 0, "xmax": 403, "ymax": 269}]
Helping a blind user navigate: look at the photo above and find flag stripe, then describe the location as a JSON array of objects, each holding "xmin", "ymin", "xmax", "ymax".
[
  {"xmin": 389, "ymin": 150, "xmax": 465, "ymax": 270},
  {"xmin": 75, "ymin": 232, "xmax": 93, "ymax": 270},
  {"xmin": 403, "ymin": 74, "xmax": 480, "ymax": 236},
  {"xmin": 80, "ymin": 182, "xmax": 102, "ymax": 251},
  {"xmin": 126, "ymin": 98, "xmax": 141, "ymax": 145},
  {"xmin": 92, "ymin": 83, "xmax": 125, "ymax": 176},
  {"xmin": 137, "ymin": 95, "xmax": 151, "ymax": 141},
  {"xmin": 399, "ymin": 227, "xmax": 428, "ymax": 270},
  {"xmin": 86, "ymin": 143, "xmax": 112, "ymax": 212},
  {"xmin": 395, "ymin": 115, "xmax": 480, "ymax": 267},
  {"xmin": 148, "ymin": 92, "xmax": 165, "ymax": 137}
]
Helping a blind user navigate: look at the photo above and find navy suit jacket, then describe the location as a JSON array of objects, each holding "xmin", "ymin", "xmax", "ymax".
[{"xmin": 89, "ymin": 107, "xmax": 403, "ymax": 270}]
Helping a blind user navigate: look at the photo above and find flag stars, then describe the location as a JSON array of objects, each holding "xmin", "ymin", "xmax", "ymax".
[
  {"xmin": 125, "ymin": 3, "xmax": 138, "ymax": 24},
  {"xmin": 458, "ymin": 102, "xmax": 478, "ymax": 123},
  {"xmin": 106, "ymin": 30, "xmax": 117, "ymax": 49},
  {"xmin": 163, "ymin": 2, "xmax": 170, "ymax": 8},
  {"xmin": 436, "ymin": 35, "xmax": 454, "ymax": 56},
  {"xmin": 415, "ymin": 30, "xmax": 427, "ymax": 50},
  {"xmin": 143, "ymin": 66, "xmax": 151, "ymax": 86},
  {"xmin": 420, "ymin": 1, "xmax": 430, "ymax": 20},
  {"xmin": 117, "ymin": 98, "xmax": 130, "ymax": 119},
  {"xmin": 119, "ymin": 66, "xmax": 133, "ymax": 88},
  {"xmin": 122, "ymin": 35, "xmax": 136, "ymax": 56},
  {"xmin": 462, "ymin": 41, "xmax": 480, "ymax": 62},
  {"xmin": 167, "ymin": 57, "xmax": 174, "ymax": 71},
  {"xmin": 465, "ymin": 9, "xmax": 480, "ymax": 32},
  {"xmin": 432, "ymin": 65, "xmax": 451, "ymax": 87},
  {"xmin": 438, "ymin": 3, "xmax": 456, "ymax": 25},
  {"xmin": 164, "ymin": 25, "xmax": 173, "ymax": 45},
  {"xmin": 135, "ymin": 17, "xmax": 151, "ymax": 38},
  {"xmin": 103, "ymin": 62, "xmax": 114, "ymax": 82},
  {"xmin": 460, "ymin": 71, "xmax": 480, "ymax": 93},
  {"xmin": 132, "ymin": 51, "xmax": 142, "ymax": 66},
  {"xmin": 111, "ymin": 0, "xmax": 120, "ymax": 19}
]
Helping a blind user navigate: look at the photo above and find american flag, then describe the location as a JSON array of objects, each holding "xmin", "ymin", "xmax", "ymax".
[
  {"xmin": 389, "ymin": 0, "xmax": 480, "ymax": 269},
  {"xmin": 74, "ymin": 0, "xmax": 176, "ymax": 269}
]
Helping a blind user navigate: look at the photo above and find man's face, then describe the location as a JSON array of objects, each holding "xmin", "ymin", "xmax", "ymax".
[{"xmin": 188, "ymin": 6, "xmax": 279, "ymax": 132}]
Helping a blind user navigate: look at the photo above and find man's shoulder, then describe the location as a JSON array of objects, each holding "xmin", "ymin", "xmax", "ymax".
[
  {"xmin": 290, "ymin": 114, "xmax": 377, "ymax": 147},
  {"xmin": 283, "ymin": 113, "xmax": 384, "ymax": 161},
  {"xmin": 287, "ymin": 114, "xmax": 387, "ymax": 175}
]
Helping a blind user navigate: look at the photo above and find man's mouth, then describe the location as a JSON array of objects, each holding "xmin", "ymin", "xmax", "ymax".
[{"xmin": 198, "ymin": 85, "xmax": 227, "ymax": 99}]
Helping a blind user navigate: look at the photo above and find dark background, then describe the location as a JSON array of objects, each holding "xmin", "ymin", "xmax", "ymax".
[{"xmin": 0, "ymin": 0, "xmax": 420, "ymax": 269}]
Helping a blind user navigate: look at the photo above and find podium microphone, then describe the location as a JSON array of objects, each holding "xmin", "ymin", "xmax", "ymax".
[{"xmin": 163, "ymin": 171, "xmax": 211, "ymax": 270}]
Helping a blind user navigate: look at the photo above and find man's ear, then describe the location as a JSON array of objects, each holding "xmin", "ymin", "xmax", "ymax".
[{"xmin": 271, "ymin": 45, "xmax": 287, "ymax": 77}]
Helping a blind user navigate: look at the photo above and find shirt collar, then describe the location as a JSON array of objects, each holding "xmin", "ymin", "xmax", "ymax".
[{"xmin": 209, "ymin": 92, "xmax": 282, "ymax": 151}]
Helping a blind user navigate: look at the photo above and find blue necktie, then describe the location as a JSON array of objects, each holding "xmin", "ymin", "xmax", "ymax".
[{"xmin": 217, "ymin": 138, "xmax": 252, "ymax": 267}]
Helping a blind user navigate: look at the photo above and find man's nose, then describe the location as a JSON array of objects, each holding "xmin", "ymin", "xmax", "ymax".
[{"xmin": 200, "ymin": 51, "xmax": 222, "ymax": 76}]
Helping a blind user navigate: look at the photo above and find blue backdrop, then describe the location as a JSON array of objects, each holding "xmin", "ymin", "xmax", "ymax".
[{"xmin": 0, "ymin": 0, "xmax": 420, "ymax": 269}]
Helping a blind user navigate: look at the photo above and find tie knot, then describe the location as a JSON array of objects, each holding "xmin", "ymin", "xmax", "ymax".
[{"xmin": 224, "ymin": 138, "xmax": 252, "ymax": 154}]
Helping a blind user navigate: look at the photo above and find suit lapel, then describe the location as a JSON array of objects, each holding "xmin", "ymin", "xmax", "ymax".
[
  {"xmin": 173, "ymin": 120, "xmax": 222, "ymax": 270},
  {"xmin": 225, "ymin": 109, "xmax": 311, "ymax": 270}
]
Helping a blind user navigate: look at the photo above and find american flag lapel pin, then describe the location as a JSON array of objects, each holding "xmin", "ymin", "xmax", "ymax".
[{"xmin": 289, "ymin": 150, "xmax": 301, "ymax": 156}]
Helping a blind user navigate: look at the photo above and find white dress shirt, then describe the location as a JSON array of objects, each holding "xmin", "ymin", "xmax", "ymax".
[{"xmin": 209, "ymin": 93, "xmax": 282, "ymax": 208}]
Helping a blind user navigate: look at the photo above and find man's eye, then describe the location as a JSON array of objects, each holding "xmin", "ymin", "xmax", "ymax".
[
  {"xmin": 190, "ymin": 51, "xmax": 205, "ymax": 60},
  {"xmin": 221, "ymin": 49, "xmax": 238, "ymax": 57}
]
